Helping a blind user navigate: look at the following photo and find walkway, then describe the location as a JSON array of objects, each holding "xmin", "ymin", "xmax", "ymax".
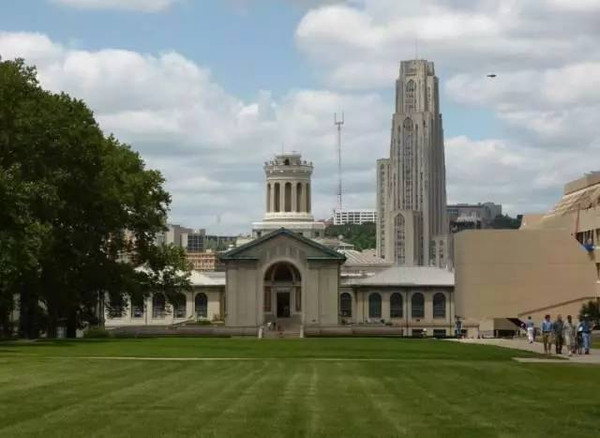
[{"xmin": 454, "ymin": 338, "xmax": 600, "ymax": 365}]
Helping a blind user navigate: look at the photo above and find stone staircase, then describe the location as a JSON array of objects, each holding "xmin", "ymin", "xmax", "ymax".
[{"xmin": 262, "ymin": 319, "xmax": 302, "ymax": 339}]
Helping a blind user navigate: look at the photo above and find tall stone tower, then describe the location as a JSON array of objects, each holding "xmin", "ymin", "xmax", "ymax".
[
  {"xmin": 376, "ymin": 60, "xmax": 448, "ymax": 267},
  {"xmin": 252, "ymin": 153, "xmax": 325, "ymax": 239}
]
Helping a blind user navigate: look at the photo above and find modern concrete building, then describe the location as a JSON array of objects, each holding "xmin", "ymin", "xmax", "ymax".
[
  {"xmin": 455, "ymin": 172, "xmax": 600, "ymax": 337},
  {"xmin": 333, "ymin": 209, "xmax": 377, "ymax": 225},
  {"xmin": 252, "ymin": 153, "xmax": 325, "ymax": 239},
  {"xmin": 377, "ymin": 60, "xmax": 448, "ymax": 267}
]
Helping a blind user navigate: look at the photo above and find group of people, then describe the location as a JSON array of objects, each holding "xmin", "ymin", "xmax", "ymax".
[{"xmin": 525, "ymin": 315, "xmax": 592, "ymax": 356}]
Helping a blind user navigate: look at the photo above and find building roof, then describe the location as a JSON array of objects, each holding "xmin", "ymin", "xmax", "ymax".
[
  {"xmin": 220, "ymin": 228, "xmax": 346, "ymax": 261},
  {"xmin": 339, "ymin": 249, "xmax": 391, "ymax": 266},
  {"xmin": 190, "ymin": 271, "xmax": 225, "ymax": 286},
  {"xmin": 344, "ymin": 266, "xmax": 454, "ymax": 287}
]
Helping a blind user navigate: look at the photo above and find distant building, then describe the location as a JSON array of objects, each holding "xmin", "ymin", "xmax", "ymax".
[
  {"xmin": 447, "ymin": 202, "xmax": 502, "ymax": 232},
  {"xmin": 377, "ymin": 60, "xmax": 448, "ymax": 267},
  {"xmin": 333, "ymin": 209, "xmax": 377, "ymax": 225},
  {"xmin": 186, "ymin": 250, "xmax": 224, "ymax": 272},
  {"xmin": 155, "ymin": 224, "xmax": 206, "ymax": 252}
]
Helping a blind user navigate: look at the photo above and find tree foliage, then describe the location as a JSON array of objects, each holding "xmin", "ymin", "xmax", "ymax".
[
  {"xmin": 0, "ymin": 58, "xmax": 190, "ymax": 337},
  {"xmin": 489, "ymin": 214, "xmax": 522, "ymax": 230},
  {"xmin": 579, "ymin": 300, "xmax": 600, "ymax": 326},
  {"xmin": 325, "ymin": 222, "xmax": 376, "ymax": 250}
]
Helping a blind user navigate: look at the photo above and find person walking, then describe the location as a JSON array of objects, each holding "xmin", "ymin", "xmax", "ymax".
[
  {"xmin": 563, "ymin": 315, "xmax": 576, "ymax": 356},
  {"xmin": 577, "ymin": 315, "xmax": 592, "ymax": 355},
  {"xmin": 526, "ymin": 316, "xmax": 535, "ymax": 343},
  {"xmin": 541, "ymin": 314, "xmax": 553, "ymax": 355},
  {"xmin": 553, "ymin": 314, "xmax": 564, "ymax": 355}
]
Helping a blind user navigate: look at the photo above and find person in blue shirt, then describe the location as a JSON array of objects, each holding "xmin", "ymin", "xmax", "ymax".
[
  {"xmin": 577, "ymin": 315, "xmax": 592, "ymax": 355},
  {"xmin": 541, "ymin": 314, "xmax": 553, "ymax": 355}
]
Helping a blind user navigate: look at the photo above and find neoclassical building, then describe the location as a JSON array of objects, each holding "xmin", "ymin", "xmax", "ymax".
[{"xmin": 105, "ymin": 152, "xmax": 458, "ymax": 336}]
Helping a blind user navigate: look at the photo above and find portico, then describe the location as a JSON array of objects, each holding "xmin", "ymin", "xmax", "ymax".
[{"xmin": 220, "ymin": 228, "xmax": 346, "ymax": 329}]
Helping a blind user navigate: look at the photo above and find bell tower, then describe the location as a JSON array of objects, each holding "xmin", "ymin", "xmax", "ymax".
[{"xmin": 252, "ymin": 153, "xmax": 325, "ymax": 239}]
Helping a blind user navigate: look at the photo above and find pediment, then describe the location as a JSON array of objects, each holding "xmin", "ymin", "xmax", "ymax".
[{"xmin": 220, "ymin": 228, "xmax": 346, "ymax": 262}]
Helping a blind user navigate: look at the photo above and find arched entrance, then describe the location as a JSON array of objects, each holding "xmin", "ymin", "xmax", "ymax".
[{"xmin": 263, "ymin": 262, "xmax": 301, "ymax": 321}]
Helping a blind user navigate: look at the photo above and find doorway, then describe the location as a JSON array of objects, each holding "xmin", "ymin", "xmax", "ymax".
[{"xmin": 276, "ymin": 291, "xmax": 290, "ymax": 318}]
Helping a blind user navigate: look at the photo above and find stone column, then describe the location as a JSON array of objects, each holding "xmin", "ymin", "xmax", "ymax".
[
  {"xmin": 292, "ymin": 182, "xmax": 299, "ymax": 213},
  {"xmin": 280, "ymin": 181, "xmax": 285, "ymax": 214}
]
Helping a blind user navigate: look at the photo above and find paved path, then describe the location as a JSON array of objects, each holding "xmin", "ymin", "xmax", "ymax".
[{"xmin": 454, "ymin": 338, "xmax": 600, "ymax": 365}]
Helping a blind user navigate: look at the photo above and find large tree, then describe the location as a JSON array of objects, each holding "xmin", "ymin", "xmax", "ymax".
[{"xmin": 0, "ymin": 58, "xmax": 190, "ymax": 338}]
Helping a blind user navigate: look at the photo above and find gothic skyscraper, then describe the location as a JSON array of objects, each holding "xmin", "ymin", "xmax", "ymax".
[{"xmin": 376, "ymin": 60, "xmax": 448, "ymax": 266}]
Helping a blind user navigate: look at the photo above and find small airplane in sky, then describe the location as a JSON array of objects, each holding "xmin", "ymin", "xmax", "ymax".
[{"xmin": 487, "ymin": 74, "xmax": 497, "ymax": 78}]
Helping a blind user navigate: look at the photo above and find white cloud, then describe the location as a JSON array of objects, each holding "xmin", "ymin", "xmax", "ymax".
[
  {"xmin": 0, "ymin": 31, "xmax": 387, "ymax": 233},
  {"xmin": 295, "ymin": 1, "xmax": 600, "ymax": 89},
  {"xmin": 293, "ymin": 0, "xmax": 600, "ymax": 217},
  {"xmin": 50, "ymin": 0, "xmax": 179, "ymax": 13}
]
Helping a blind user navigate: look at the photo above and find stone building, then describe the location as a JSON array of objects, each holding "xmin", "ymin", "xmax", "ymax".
[
  {"xmin": 252, "ymin": 153, "xmax": 325, "ymax": 239},
  {"xmin": 105, "ymin": 152, "xmax": 460, "ymax": 337},
  {"xmin": 377, "ymin": 59, "xmax": 448, "ymax": 267}
]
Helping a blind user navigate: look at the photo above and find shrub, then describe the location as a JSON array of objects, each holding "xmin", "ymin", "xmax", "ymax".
[{"xmin": 83, "ymin": 327, "xmax": 111, "ymax": 338}]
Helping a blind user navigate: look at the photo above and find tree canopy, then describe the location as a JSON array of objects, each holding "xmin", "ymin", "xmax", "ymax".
[
  {"xmin": 0, "ymin": 58, "xmax": 190, "ymax": 338},
  {"xmin": 325, "ymin": 222, "xmax": 376, "ymax": 250}
]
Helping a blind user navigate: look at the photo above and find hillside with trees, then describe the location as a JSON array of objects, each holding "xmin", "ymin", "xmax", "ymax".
[{"xmin": 325, "ymin": 223, "xmax": 376, "ymax": 250}]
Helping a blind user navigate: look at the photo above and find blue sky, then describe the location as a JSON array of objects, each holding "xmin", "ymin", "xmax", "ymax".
[{"xmin": 1, "ymin": 0, "xmax": 598, "ymax": 233}]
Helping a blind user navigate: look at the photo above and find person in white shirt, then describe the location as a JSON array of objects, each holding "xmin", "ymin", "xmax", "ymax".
[{"xmin": 525, "ymin": 316, "xmax": 535, "ymax": 343}]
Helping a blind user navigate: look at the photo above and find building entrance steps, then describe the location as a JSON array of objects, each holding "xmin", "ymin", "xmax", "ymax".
[{"xmin": 262, "ymin": 319, "xmax": 302, "ymax": 339}]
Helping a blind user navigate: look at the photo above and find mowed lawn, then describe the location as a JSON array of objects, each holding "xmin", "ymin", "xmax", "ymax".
[{"xmin": 0, "ymin": 338, "xmax": 599, "ymax": 438}]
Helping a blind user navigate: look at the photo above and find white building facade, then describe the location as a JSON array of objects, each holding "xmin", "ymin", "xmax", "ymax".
[{"xmin": 333, "ymin": 209, "xmax": 377, "ymax": 225}]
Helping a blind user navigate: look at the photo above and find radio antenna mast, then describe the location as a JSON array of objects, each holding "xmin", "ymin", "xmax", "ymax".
[{"xmin": 334, "ymin": 112, "xmax": 344, "ymax": 214}]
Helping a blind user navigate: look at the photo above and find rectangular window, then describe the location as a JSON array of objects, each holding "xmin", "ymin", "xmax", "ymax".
[
  {"xmin": 433, "ymin": 329, "xmax": 447, "ymax": 338},
  {"xmin": 264, "ymin": 287, "xmax": 271, "ymax": 312}
]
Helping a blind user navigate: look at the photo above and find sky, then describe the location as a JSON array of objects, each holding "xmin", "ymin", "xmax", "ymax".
[{"xmin": 1, "ymin": 0, "xmax": 599, "ymax": 235}]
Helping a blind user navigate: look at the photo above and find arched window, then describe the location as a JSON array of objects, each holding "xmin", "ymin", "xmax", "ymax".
[
  {"xmin": 405, "ymin": 79, "xmax": 416, "ymax": 112},
  {"xmin": 390, "ymin": 293, "xmax": 403, "ymax": 318},
  {"xmin": 369, "ymin": 293, "xmax": 382, "ymax": 319},
  {"xmin": 284, "ymin": 182, "xmax": 292, "ymax": 212},
  {"xmin": 131, "ymin": 295, "xmax": 144, "ymax": 319},
  {"xmin": 433, "ymin": 293, "xmax": 446, "ymax": 318},
  {"xmin": 195, "ymin": 293, "xmax": 208, "ymax": 319},
  {"xmin": 394, "ymin": 213, "xmax": 405, "ymax": 264},
  {"xmin": 411, "ymin": 292, "xmax": 424, "ymax": 318},
  {"xmin": 274, "ymin": 183, "xmax": 281, "ymax": 212},
  {"xmin": 173, "ymin": 293, "xmax": 186, "ymax": 319},
  {"xmin": 152, "ymin": 293, "xmax": 166, "ymax": 319},
  {"xmin": 340, "ymin": 293, "xmax": 352, "ymax": 317}
]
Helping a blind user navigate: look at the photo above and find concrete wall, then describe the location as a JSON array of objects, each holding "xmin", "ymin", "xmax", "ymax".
[{"xmin": 455, "ymin": 229, "xmax": 599, "ymax": 320}]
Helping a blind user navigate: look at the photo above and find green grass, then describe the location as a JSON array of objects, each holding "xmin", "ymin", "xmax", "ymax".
[{"xmin": 0, "ymin": 338, "xmax": 598, "ymax": 438}]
